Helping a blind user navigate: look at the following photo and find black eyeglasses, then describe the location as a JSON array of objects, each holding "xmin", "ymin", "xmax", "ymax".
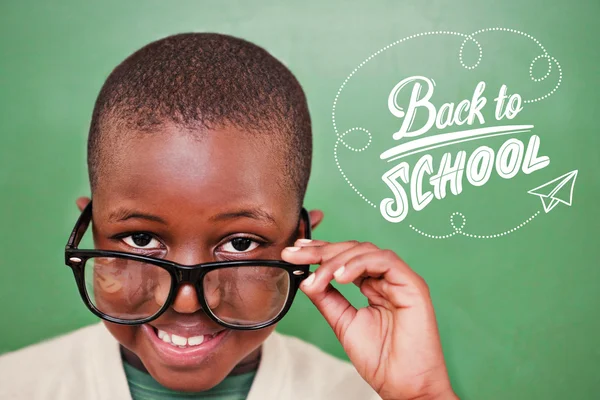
[{"xmin": 64, "ymin": 200, "xmax": 312, "ymax": 330}]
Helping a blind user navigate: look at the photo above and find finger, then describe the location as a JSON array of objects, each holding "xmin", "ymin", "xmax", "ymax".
[
  {"xmin": 300, "ymin": 277, "xmax": 357, "ymax": 340},
  {"xmin": 336, "ymin": 249, "xmax": 419, "ymax": 284},
  {"xmin": 281, "ymin": 240, "xmax": 362, "ymax": 265},
  {"xmin": 293, "ymin": 238, "xmax": 329, "ymax": 247},
  {"xmin": 301, "ymin": 242, "xmax": 381, "ymax": 293},
  {"xmin": 357, "ymin": 278, "xmax": 390, "ymax": 307},
  {"xmin": 338, "ymin": 250, "xmax": 430, "ymax": 306}
]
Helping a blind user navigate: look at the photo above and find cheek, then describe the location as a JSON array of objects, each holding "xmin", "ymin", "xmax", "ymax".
[
  {"xmin": 103, "ymin": 321, "xmax": 140, "ymax": 350},
  {"xmin": 229, "ymin": 325, "xmax": 276, "ymax": 359}
]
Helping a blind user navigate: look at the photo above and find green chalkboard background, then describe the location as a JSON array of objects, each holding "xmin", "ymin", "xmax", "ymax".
[{"xmin": 1, "ymin": 1, "xmax": 599, "ymax": 399}]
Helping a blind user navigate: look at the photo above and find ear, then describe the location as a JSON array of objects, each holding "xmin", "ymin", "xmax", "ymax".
[
  {"xmin": 75, "ymin": 196, "xmax": 91, "ymax": 212},
  {"xmin": 295, "ymin": 209, "xmax": 324, "ymax": 242},
  {"xmin": 307, "ymin": 209, "xmax": 324, "ymax": 231}
]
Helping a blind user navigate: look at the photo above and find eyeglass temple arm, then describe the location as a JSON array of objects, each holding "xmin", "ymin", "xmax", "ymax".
[
  {"xmin": 300, "ymin": 207, "xmax": 312, "ymax": 240},
  {"xmin": 65, "ymin": 200, "xmax": 93, "ymax": 250}
]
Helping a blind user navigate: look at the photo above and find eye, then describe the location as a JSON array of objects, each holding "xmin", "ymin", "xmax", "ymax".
[
  {"xmin": 122, "ymin": 233, "xmax": 162, "ymax": 249},
  {"xmin": 221, "ymin": 237, "xmax": 260, "ymax": 253}
]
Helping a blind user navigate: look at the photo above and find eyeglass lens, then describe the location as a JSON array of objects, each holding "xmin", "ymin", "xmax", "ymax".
[{"xmin": 83, "ymin": 257, "xmax": 291, "ymax": 327}]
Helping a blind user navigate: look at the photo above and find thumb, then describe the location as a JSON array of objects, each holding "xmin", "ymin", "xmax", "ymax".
[{"xmin": 300, "ymin": 276, "xmax": 357, "ymax": 340}]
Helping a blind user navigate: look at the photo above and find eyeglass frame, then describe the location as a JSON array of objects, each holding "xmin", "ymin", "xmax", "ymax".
[{"xmin": 64, "ymin": 200, "xmax": 312, "ymax": 330}]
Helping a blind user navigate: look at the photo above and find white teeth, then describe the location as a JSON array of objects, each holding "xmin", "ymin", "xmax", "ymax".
[
  {"xmin": 159, "ymin": 330, "xmax": 171, "ymax": 344},
  {"xmin": 171, "ymin": 334, "xmax": 187, "ymax": 346},
  {"xmin": 187, "ymin": 335, "xmax": 205, "ymax": 346},
  {"xmin": 155, "ymin": 328, "xmax": 211, "ymax": 348}
]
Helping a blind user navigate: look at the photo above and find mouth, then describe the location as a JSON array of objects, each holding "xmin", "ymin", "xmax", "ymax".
[{"xmin": 142, "ymin": 324, "xmax": 230, "ymax": 367}]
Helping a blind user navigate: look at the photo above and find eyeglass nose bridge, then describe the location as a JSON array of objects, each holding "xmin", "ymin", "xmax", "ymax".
[
  {"xmin": 165, "ymin": 267, "xmax": 210, "ymax": 313},
  {"xmin": 163, "ymin": 267, "xmax": 205, "ymax": 311},
  {"xmin": 172, "ymin": 266, "xmax": 206, "ymax": 286}
]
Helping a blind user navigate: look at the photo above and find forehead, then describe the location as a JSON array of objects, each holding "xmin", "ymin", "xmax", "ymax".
[{"xmin": 93, "ymin": 124, "xmax": 295, "ymax": 224}]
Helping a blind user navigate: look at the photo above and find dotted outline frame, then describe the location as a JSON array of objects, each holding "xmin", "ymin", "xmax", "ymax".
[
  {"xmin": 408, "ymin": 211, "xmax": 541, "ymax": 240},
  {"xmin": 332, "ymin": 28, "xmax": 562, "ymax": 239}
]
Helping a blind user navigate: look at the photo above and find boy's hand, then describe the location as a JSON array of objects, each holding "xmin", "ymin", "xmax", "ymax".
[{"xmin": 282, "ymin": 239, "xmax": 458, "ymax": 400}]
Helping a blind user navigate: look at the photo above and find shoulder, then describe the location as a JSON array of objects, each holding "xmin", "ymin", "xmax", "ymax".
[
  {"xmin": 272, "ymin": 331, "xmax": 354, "ymax": 374},
  {"xmin": 0, "ymin": 323, "xmax": 103, "ymax": 366},
  {"xmin": 255, "ymin": 331, "xmax": 381, "ymax": 400},
  {"xmin": 0, "ymin": 322, "xmax": 126, "ymax": 400}
]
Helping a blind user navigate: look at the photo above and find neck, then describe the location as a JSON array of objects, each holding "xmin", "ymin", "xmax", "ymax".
[{"xmin": 120, "ymin": 345, "xmax": 262, "ymax": 376}]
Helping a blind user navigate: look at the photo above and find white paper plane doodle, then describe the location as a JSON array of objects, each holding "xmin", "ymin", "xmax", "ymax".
[{"xmin": 528, "ymin": 170, "xmax": 578, "ymax": 213}]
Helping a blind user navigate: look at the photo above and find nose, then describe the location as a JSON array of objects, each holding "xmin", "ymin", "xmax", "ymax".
[{"xmin": 171, "ymin": 283, "xmax": 203, "ymax": 313}]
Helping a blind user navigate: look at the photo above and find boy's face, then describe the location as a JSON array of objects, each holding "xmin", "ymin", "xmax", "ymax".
[{"xmin": 83, "ymin": 124, "xmax": 313, "ymax": 391}]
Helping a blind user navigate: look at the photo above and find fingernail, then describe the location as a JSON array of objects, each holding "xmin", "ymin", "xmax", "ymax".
[
  {"xmin": 296, "ymin": 239, "xmax": 312, "ymax": 244},
  {"xmin": 303, "ymin": 273, "xmax": 315, "ymax": 287},
  {"xmin": 285, "ymin": 246, "xmax": 301, "ymax": 252},
  {"xmin": 333, "ymin": 266, "xmax": 345, "ymax": 279}
]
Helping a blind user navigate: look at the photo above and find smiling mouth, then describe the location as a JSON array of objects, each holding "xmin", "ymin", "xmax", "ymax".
[
  {"xmin": 151, "ymin": 326, "xmax": 223, "ymax": 349},
  {"xmin": 142, "ymin": 323, "xmax": 231, "ymax": 366}
]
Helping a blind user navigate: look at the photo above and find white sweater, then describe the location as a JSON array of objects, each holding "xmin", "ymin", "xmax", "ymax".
[{"xmin": 0, "ymin": 322, "xmax": 381, "ymax": 400}]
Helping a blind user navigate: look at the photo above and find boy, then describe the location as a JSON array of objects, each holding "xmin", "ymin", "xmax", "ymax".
[{"xmin": 0, "ymin": 33, "xmax": 458, "ymax": 400}]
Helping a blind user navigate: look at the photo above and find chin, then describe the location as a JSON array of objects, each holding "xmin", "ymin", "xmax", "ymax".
[
  {"xmin": 147, "ymin": 363, "xmax": 231, "ymax": 392},
  {"xmin": 103, "ymin": 320, "xmax": 273, "ymax": 391}
]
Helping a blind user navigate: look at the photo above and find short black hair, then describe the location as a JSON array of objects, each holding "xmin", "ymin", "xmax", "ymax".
[{"xmin": 87, "ymin": 32, "xmax": 312, "ymax": 205}]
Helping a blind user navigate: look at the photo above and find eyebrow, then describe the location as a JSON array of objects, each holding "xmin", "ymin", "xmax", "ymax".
[
  {"xmin": 108, "ymin": 208, "xmax": 168, "ymax": 224},
  {"xmin": 209, "ymin": 208, "xmax": 277, "ymax": 224},
  {"xmin": 107, "ymin": 207, "xmax": 276, "ymax": 225}
]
